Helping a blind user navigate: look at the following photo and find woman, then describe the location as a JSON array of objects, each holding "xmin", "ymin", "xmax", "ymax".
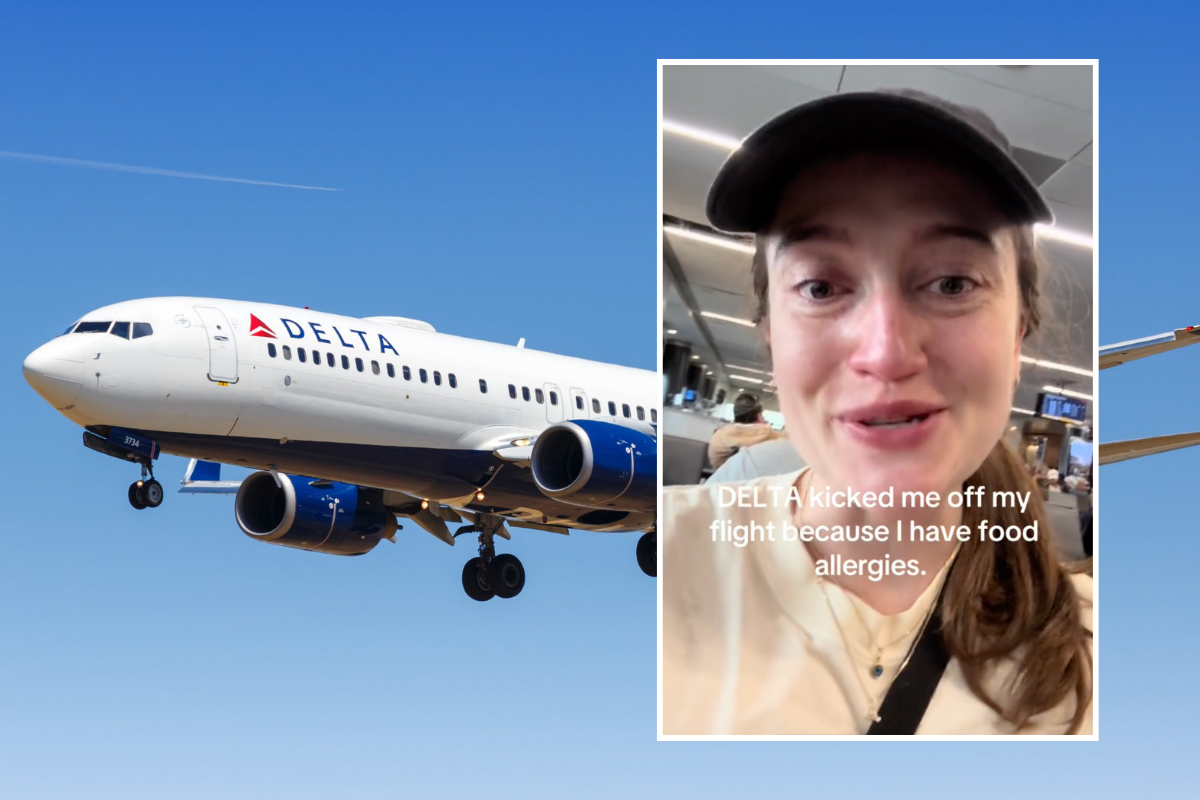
[{"xmin": 662, "ymin": 89, "xmax": 1093, "ymax": 736}]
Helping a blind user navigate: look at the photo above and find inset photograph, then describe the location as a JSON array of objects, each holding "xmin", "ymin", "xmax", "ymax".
[{"xmin": 660, "ymin": 62, "xmax": 1095, "ymax": 737}]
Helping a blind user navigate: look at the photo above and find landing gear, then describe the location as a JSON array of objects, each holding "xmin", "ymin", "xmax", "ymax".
[
  {"xmin": 456, "ymin": 514, "xmax": 525, "ymax": 601},
  {"xmin": 637, "ymin": 530, "xmax": 656, "ymax": 577},
  {"xmin": 127, "ymin": 462, "xmax": 163, "ymax": 510},
  {"xmin": 128, "ymin": 482, "xmax": 147, "ymax": 510},
  {"xmin": 462, "ymin": 557, "xmax": 494, "ymax": 602},
  {"xmin": 489, "ymin": 553, "xmax": 525, "ymax": 599}
]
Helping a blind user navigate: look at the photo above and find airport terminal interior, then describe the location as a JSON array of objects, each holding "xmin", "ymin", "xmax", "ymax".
[{"xmin": 661, "ymin": 64, "xmax": 1094, "ymax": 562}]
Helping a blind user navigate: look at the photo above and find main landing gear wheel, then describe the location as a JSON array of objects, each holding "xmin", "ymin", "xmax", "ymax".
[
  {"xmin": 637, "ymin": 531, "xmax": 656, "ymax": 577},
  {"xmin": 462, "ymin": 557, "xmax": 495, "ymax": 602},
  {"xmin": 128, "ymin": 482, "xmax": 148, "ymax": 510},
  {"xmin": 489, "ymin": 553, "xmax": 525, "ymax": 599},
  {"xmin": 456, "ymin": 513, "xmax": 525, "ymax": 601}
]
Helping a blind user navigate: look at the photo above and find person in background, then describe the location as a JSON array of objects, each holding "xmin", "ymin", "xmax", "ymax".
[
  {"xmin": 707, "ymin": 436, "xmax": 805, "ymax": 484},
  {"xmin": 706, "ymin": 393, "xmax": 784, "ymax": 470}
]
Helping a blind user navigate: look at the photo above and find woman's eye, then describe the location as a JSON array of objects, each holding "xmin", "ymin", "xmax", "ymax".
[
  {"xmin": 797, "ymin": 280, "xmax": 840, "ymax": 300},
  {"xmin": 928, "ymin": 276, "xmax": 976, "ymax": 296}
]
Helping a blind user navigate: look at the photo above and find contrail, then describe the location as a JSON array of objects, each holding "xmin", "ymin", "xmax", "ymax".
[{"xmin": 0, "ymin": 150, "xmax": 341, "ymax": 191}]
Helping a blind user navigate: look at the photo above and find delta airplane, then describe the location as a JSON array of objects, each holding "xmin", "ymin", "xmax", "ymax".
[
  {"xmin": 1099, "ymin": 325, "xmax": 1200, "ymax": 465},
  {"xmin": 23, "ymin": 298, "xmax": 659, "ymax": 600}
]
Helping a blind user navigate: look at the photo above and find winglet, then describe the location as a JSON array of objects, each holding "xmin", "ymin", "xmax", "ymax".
[{"xmin": 179, "ymin": 459, "xmax": 244, "ymax": 494}]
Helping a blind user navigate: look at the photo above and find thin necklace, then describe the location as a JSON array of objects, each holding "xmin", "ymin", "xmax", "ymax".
[{"xmin": 793, "ymin": 470, "xmax": 954, "ymax": 725}]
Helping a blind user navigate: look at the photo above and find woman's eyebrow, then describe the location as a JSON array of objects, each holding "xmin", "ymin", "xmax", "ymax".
[
  {"xmin": 772, "ymin": 219, "xmax": 849, "ymax": 256},
  {"xmin": 918, "ymin": 224, "xmax": 998, "ymax": 252}
]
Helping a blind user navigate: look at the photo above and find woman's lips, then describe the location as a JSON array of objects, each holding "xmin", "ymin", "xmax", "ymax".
[{"xmin": 836, "ymin": 403, "xmax": 947, "ymax": 450}]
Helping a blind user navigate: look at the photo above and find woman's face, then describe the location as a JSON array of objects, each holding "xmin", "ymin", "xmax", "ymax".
[{"xmin": 765, "ymin": 153, "xmax": 1024, "ymax": 500}]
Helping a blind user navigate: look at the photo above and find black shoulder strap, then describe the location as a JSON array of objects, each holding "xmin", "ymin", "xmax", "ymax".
[{"xmin": 866, "ymin": 592, "xmax": 952, "ymax": 735}]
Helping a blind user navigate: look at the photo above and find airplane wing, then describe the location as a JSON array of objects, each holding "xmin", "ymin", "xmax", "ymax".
[
  {"xmin": 1100, "ymin": 326, "xmax": 1200, "ymax": 369},
  {"xmin": 1099, "ymin": 431, "xmax": 1200, "ymax": 465}
]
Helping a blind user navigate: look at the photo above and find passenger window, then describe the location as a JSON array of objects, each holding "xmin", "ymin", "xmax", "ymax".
[
  {"xmin": 268, "ymin": 343, "xmax": 277, "ymax": 358},
  {"xmin": 132, "ymin": 322, "xmax": 153, "ymax": 339},
  {"xmin": 550, "ymin": 391, "xmax": 558, "ymax": 405},
  {"xmin": 342, "ymin": 355, "xmax": 350, "ymax": 369},
  {"xmin": 592, "ymin": 398, "xmax": 600, "ymax": 413},
  {"xmin": 637, "ymin": 406, "xmax": 645, "ymax": 421},
  {"xmin": 312, "ymin": 349, "xmax": 320, "ymax": 363},
  {"xmin": 387, "ymin": 363, "xmax": 395, "ymax": 378},
  {"xmin": 522, "ymin": 387, "xmax": 530, "ymax": 402},
  {"xmin": 110, "ymin": 321, "xmax": 130, "ymax": 339},
  {"xmin": 479, "ymin": 379, "xmax": 488, "ymax": 393},
  {"xmin": 622, "ymin": 403, "xmax": 630, "ymax": 418},
  {"xmin": 434, "ymin": 371, "xmax": 441, "ymax": 386},
  {"xmin": 327, "ymin": 352, "xmax": 335, "ymax": 367},
  {"xmin": 608, "ymin": 401, "xmax": 616, "ymax": 416},
  {"xmin": 283, "ymin": 346, "xmax": 292, "ymax": 360},
  {"xmin": 651, "ymin": 409, "xmax": 658, "ymax": 423},
  {"xmin": 372, "ymin": 360, "xmax": 380, "ymax": 375},
  {"xmin": 509, "ymin": 384, "xmax": 517, "ymax": 399},
  {"xmin": 298, "ymin": 348, "xmax": 307, "ymax": 363},
  {"xmin": 74, "ymin": 321, "xmax": 111, "ymax": 333},
  {"xmin": 356, "ymin": 358, "xmax": 364, "ymax": 372},
  {"xmin": 575, "ymin": 396, "xmax": 583, "ymax": 410},
  {"xmin": 449, "ymin": 373, "xmax": 457, "ymax": 389},
  {"xmin": 420, "ymin": 369, "xmax": 428, "ymax": 383},
  {"xmin": 535, "ymin": 388, "xmax": 544, "ymax": 404},
  {"xmin": 403, "ymin": 366, "xmax": 411, "ymax": 380}
]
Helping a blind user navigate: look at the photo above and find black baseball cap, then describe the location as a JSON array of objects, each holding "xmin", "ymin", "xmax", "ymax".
[{"xmin": 706, "ymin": 89, "xmax": 1054, "ymax": 233}]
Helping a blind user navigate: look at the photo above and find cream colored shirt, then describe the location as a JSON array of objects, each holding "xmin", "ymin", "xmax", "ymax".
[
  {"xmin": 663, "ymin": 470, "xmax": 1094, "ymax": 736},
  {"xmin": 707, "ymin": 423, "xmax": 784, "ymax": 470}
]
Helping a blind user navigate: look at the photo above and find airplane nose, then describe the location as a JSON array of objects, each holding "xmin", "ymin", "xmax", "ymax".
[{"xmin": 24, "ymin": 338, "xmax": 84, "ymax": 410}]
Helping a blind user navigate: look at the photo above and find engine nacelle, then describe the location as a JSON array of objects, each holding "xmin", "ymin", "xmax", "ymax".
[
  {"xmin": 234, "ymin": 471, "xmax": 397, "ymax": 556},
  {"xmin": 530, "ymin": 420, "xmax": 656, "ymax": 512}
]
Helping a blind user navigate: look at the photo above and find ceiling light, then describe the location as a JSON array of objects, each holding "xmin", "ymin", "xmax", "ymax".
[
  {"xmin": 730, "ymin": 375, "xmax": 764, "ymax": 384},
  {"xmin": 1042, "ymin": 385, "xmax": 1093, "ymax": 401},
  {"xmin": 664, "ymin": 225, "xmax": 754, "ymax": 254},
  {"xmin": 666, "ymin": 329, "xmax": 677, "ymax": 335},
  {"xmin": 1034, "ymin": 223, "xmax": 1093, "ymax": 249},
  {"xmin": 690, "ymin": 355, "xmax": 699, "ymax": 360},
  {"xmin": 725, "ymin": 364, "xmax": 772, "ymax": 375},
  {"xmin": 1020, "ymin": 355, "xmax": 1093, "ymax": 377},
  {"xmin": 662, "ymin": 119, "xmax": 742, "ymax": 151},
  {"xmin": 1011, "ymin": 407, "xmax": 1036, "ymax": 416},
  {"xmin": 700, "ymin": 311, "xmax": 756, "ymax": 327},
  {"xmin": 706, "ymin": 370, "xmax": 713, "ymax": 376}
]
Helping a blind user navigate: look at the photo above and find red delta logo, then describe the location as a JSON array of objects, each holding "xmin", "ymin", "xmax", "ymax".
[{"xmin": 249, "ymin": 314, "xmax": 277, "ymax": 338}]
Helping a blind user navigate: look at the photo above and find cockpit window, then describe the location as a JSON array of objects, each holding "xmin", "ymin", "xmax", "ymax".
[
  {"xmin": 132, "ymin": 322, "xmax": 153, "ymax": 339},
  {"xmin": 110, "ymin": 321, "xmax": 130, "ymax": 339},
  {"xmin": 74, "ymin": 321, "xmax": 112, "ymax": 333},
  {"xmin": 61, "ymin": 322, "xmax": 78, "ymax": 336}
]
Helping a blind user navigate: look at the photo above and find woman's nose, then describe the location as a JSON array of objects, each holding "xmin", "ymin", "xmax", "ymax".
[{"xmin": 845, "ymin": 288, "xmax": 928, "ymax": 382}]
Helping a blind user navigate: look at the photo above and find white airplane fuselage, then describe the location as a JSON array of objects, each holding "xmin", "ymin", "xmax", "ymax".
[{"xmin": 24, "ymin": 297, "xmax": 659, "ymax": 532}]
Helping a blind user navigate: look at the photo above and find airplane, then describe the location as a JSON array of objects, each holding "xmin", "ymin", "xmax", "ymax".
[
  {"xmin": 1099, "ymin": 325, "xmax": 1200, "ymax": 465},
  {"xmin": 23, "ymin": 297, "xmax": 659, "ymax": 600}
]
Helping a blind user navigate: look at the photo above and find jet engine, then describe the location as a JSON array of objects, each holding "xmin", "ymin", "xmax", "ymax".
[
  {"xmin": 234, "ymin": 471, "xmax": 396, "ymax": 556},
  {"xmin": 530, "ymin": 420, "xmax": 656, "ymax": 512}
]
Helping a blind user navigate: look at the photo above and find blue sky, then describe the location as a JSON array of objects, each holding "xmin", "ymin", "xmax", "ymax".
[{"xmin": 1, "ymin": 2, "xmax": 1195, "ymax": 798}]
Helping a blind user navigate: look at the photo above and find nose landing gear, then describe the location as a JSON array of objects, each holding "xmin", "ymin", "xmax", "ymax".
[
  {"xmin": 128, "ymin": 462, "xmax": 163, "ymax": 510},
  {"xmin": 456, "ymin": 514, "xmax": 525, "ymax": 601}
]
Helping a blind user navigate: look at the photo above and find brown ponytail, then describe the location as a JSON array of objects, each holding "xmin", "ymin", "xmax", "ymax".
[{"xmin": 948, "ymin": 441, "xmax": 1093, "ymax": 733}]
